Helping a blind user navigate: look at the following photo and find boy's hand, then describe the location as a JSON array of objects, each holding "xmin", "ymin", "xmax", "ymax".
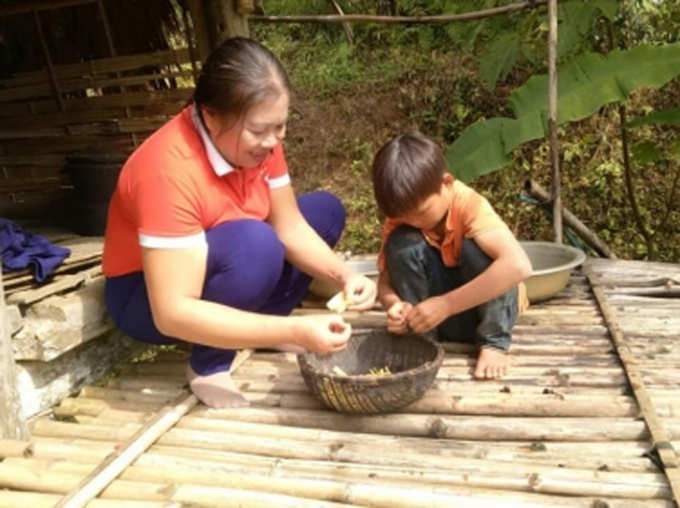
[
  {"xmin": 386, "ymin": 301, "xmax": 413, "ymax": 334},
  {"xmin": 343, "ymin": 273, "xmax": 377, "ymax": 311},
  {"xmin": 406, "ymin": 296, "xmax": 450, "ymax": 334}
]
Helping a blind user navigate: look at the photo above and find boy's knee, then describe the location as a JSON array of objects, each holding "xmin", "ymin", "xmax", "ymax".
[{"xmin": 385, "ymin": 225, "xmax": 427, "ymax": 265}]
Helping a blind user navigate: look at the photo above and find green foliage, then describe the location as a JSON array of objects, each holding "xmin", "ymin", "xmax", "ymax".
[
  {"xmin": 627, "ymin": 108, "xmax": 680, "ymax": 127},
  {"xmin": 447, "ymin": 43, "xmax": 680, "ymax": 182},
  {"xmin": 479, "ymin": 33, "xmax": 521, "ymax": 90},
  {"xmin": 632, "ymin": 141, "xmax": 662, "ymax": 165}
]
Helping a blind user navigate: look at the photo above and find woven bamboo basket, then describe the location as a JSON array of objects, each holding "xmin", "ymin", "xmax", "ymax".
[{"xmin": 298, "ymin": 330, "xmax": 444, "ymax": 414}]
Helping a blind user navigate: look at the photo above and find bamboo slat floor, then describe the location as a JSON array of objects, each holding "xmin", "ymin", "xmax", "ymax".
[{"xmin": 1, "ymin": 257, "xmax": 680, "ymax": 507}]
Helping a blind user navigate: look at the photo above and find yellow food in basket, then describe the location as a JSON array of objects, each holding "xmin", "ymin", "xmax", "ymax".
[
  {"xmin": 331, "ymin": 365, "xmax": 392, "ymax": 377},
  {"xmin": 367, "ymin": 366, "xmax": 392, "ymax": 377}
]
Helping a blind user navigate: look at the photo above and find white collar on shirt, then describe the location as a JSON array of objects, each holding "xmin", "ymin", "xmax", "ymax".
[{"xmin": 191, "ymin": 104, "xmax": 235, "ymax": 177}]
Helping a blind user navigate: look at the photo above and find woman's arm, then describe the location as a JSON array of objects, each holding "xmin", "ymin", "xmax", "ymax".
[
  {"xmin": 142, "ymin": 244, "xmax": 350, "ymax": 353},
  {"xmin": 268, "ymin": 185, "xmax": 376, "ymax": 309}
]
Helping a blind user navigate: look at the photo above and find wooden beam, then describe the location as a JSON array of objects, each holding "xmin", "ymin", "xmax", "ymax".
[
  {"xmin": 249, "ymin": 0, "xmax": 558, "ymax": 24},
  {"xmin": 33, "ymin": 9, "xmax": 65, "ymax": 112},
  {"xmin": 584, "ymin": 264, "xmax": 680, "ymax": 502},
  {"xmin": 0, "ymin": 257, "xmax": 29, "ymax": 440},
  {"xmin": 0, "ymin": 0, "xmax": 96, "ymax": 17}
]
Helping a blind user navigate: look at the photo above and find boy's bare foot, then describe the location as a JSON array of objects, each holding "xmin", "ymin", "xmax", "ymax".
[
  {"xmin": 474, "ymin": 347, "xmax": 510, "ymax": 379},
  {"xmin": 187, "ymin": 365, "xmax": 249, "ymax": 408}
]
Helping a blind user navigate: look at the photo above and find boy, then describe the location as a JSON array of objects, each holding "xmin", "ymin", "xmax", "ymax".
[{"xmin": 371, "ymin": 133, "xmax": 532, "ymax": 379}]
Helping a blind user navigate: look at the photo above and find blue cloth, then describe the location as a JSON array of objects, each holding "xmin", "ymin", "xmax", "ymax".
[
  {"xmin": 0, "ymin": 219, "xmax": 71, "ymax": 282},
  {"xmin": 104, "ymin": 191, "xmax": 346, "ymax": 376}
]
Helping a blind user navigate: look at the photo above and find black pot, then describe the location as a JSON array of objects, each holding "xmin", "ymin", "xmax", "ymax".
[{"xmin": 63, "ymin": 150, "xmax": 128, "ymax": 235}]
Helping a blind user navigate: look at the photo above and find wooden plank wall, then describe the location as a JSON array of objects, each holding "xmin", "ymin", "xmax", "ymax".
[{"xmin": 0, "ymin": 47, "xmax": 197, "ymax": 218}]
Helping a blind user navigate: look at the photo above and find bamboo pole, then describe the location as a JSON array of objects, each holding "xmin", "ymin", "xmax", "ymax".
[
  {"xmin": 0, "ymin": 490, "xmax": 174, "ymax": 508},
  {"xmin": 547, "ymin": 0, "xmax": 562, "ymax": 243},
  {"xmin": 327, "ymin": 0, "xmax": 354, "ymax": 43},
  {"xmin": 525, "ymin": 179, "xmax": 617, "ymax": 258},
  {"xmin": 194, "ymin": 406, "xmax": 676, "ymax": 441},
  {"xmin": 584, "ymin": 265, "xmax": 680, "ymax": 502},
  {"xmin": 52, "ymin": 346, "xmax": 253, "ymax": 507},
  {"xmin": 249, "ymin": 0, "xmax": 561, "ymax": 24},
  {"xmin": 0, "ymin": 256, "xmax": 28, "ymax": 440}
]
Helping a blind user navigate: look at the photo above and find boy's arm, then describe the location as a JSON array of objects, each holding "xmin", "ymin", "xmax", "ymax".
[
  {"xmin": 440, "ymin": 228, "xmax": 531, "ymax": 315},
  {"xmin": 377, "ymin": 269, "xmax": 401, "ymax": 310}
]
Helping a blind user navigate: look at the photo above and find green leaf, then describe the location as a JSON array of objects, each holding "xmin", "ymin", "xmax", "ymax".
[
  {"xmin": 632, "ymin": 141, "xmax": 662, "ymax": 165},
  {"xmin": 447, "ymin": 42, "xmax": 680, "ymax": 182},
  {"xmin": 479, "ymin": 33, "xmax": 521, "ymax": 90},
  {"xmin": 445, "ymin": 118, "xmax": 511, "ymax": 182},
  {"xmin": 558, "ymin": 1, "xmax": 599, "ymax": 60},
  {"xmin": 627, "ymin": 108, "xmax": 680, "ymax": 128},
  {"xmin": 592, "ymin": 0, "xmax": 619, "ymax": 20}
]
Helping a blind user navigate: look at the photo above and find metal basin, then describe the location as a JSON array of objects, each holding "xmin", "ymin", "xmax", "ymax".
[{"xmin": 521, "ymin": 241, "xmax": 586, "ymax": 303}]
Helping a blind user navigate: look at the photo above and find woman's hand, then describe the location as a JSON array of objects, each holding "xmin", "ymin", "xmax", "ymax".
[
  {"xmin": 343, "ymin": 273, "xmax": 377, "ymax": 311},
  {"xmin": 406, "ymin": 296, "xmax": 450, "ymax": 334},
  {"xmin": 293, "ymin": 314, "xmax": 352, "ymax": 354},
  {"xmin": 386, "ymin": 301, "xmax": 413, "ymax": 334}
]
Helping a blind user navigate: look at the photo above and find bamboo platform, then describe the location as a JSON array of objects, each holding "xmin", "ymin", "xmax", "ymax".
[{"xmin": 1, "ymin": 257, "xmax": 680, "ymax": 507}]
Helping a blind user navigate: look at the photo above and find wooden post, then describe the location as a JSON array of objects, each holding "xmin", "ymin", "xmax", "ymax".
[
  {"xmin": 547, "ymin": 0, "xmax": 562, "ymax": 244},
  {"xmin": 210, "ymin": 0, "xmax": 250, "ymax": 43},
  {"xmin": 0, "ymin": 258, "xmax": 29, "ymax": 440},
  {"xmin": 33, "ymin": 9, "xmax": 65, "ymax": 112},
  {"xmin": 187, "ymin": 0, "xmax": 213, "ymax": 61},
  {"xmin": 96, "ymin": 0, "xmax": 138, "ymax": 148}
]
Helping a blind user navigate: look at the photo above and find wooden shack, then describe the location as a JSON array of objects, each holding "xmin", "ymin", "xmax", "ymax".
[{"xmin": 0, "ymin": 0, "xmax": 257, "ymax": 428}]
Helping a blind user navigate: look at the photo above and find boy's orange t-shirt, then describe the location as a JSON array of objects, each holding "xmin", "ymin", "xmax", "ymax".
[{"xmin": 377, "ymin": 179, "xmax": 528, "ymax": 313}]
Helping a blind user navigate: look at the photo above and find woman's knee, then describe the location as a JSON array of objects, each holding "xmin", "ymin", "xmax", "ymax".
[
  {"xmin": 204, "ymin": 220, "xmax": 285, "ymax": 306},
  {"xmin": 298, "ymin": 191, "xmax": 345, "ymax": 247}
]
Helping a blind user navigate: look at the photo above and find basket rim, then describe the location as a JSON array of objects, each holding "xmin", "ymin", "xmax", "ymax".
[{"xmin": 297, "ymin": 333, "xmax": 445, "ymax": 385}]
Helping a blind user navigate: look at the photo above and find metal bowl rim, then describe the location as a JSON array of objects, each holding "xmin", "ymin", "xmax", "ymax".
[{"xmin": 520, "ymin": 241, "xmax": 587, "ymax": 277}]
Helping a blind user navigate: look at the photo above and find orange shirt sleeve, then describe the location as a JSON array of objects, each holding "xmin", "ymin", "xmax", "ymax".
[{"xmin": 267, "ymin": 143, "xmax": 288, "ymax": 179}]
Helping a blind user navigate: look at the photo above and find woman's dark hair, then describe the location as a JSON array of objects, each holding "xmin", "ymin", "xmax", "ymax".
[
  {"xmin": 193, "ymin": 37, "xmax": 291, "ymax": 120},
  {"xmin": 371, "ymin": 132, "xmax": 447, "ymax": 218}
]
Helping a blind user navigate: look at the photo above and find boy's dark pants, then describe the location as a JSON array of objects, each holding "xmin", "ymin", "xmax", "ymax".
[{"xmin": 385, "ymin": 225, "xmax": 517, "ymax": 351}]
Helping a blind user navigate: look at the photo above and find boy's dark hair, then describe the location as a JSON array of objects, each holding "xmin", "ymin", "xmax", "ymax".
[
  {"xmin": 193, "ymin": 37, "xmax": 291, "ymax": 120},
  {"xmin": 371, "ymin": 132, "xmax": 447, "ymax": 218}
]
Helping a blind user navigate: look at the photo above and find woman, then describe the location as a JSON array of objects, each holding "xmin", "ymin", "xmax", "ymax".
[{"xmin": 103, "ymin": 37, "xmax": 376, "ymax": 408}]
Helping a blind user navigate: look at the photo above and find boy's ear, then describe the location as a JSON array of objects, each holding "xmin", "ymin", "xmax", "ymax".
[{"xmin": 442, "ymin": 172, "xmax": 454, "ymax": 186}]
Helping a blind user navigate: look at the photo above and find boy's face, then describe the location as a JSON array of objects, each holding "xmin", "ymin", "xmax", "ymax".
[{"xmin": 398, "ymin": 174, "xmax": 452, "ymax": 233}]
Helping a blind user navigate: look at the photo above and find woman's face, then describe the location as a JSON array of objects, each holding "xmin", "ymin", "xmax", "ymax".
[{"xmin": 202, "ymin": 91, "xmax": 289, "ymax": 169}]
